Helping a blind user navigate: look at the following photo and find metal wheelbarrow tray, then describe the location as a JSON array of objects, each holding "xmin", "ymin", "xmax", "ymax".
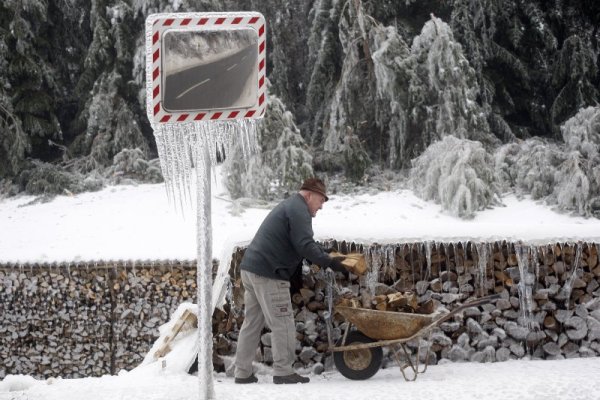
[{"xmin": 331, "ymin": 294, "xmax": 500, "ymax": 381}]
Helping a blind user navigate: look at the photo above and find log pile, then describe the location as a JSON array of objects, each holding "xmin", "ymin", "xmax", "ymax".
[{"xmin": 0, "ymin": 261, "xmax": 196, "ymax": 379}]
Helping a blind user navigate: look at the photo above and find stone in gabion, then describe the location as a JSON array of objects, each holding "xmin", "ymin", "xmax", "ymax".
[
  {"xmin": 492, "ymin": 327, "xmax": 507, "ymax": 340},
  {"xmin": 476, "ymin": 336, "xmax": 498, "ymax": 350},
  {"xmin": 542, "ymin": 341, "xmax": 561, "ymax": 356},
  {"xmin": 457, "ymin": 332, "xmax": 471, "ymax": 348},
  {"xmin": 439, "ymin": 321, "xmax": 460, "ymax": 333},
  {"xmin": 495, "ymin": 347, "xmax": 511, "ymax": 362},
  {"xmin": 575, "ymin": 304, "xmax": 589, "ymax": 318},
  {"xmin": 431, "ymin": 331, "xmax": 452, "ymax": 346},
  {"xmin": 587, "ymin": 316, "xmax": 600, "ymax": 341},
  {"xmin": 299, "ymin": 346, "xmax": 317, "ymax": 363},
  {"xmin": 447, "ymin": 345, "xmax": 469, "ymax": 362},
  {"xmin": 555, "ymin": 309, "xmax": 573, "ymax": 323},
  {"xmin": 467, "ymin": 318, "xmax": 484, "ymax": 335},
  {"xmin": 509, "ymin": 342, "xmax": 525, "ymax": 357},
  {"xmin": 578, "ymin": 346, "xmax": 596, "ymax": 358},
  {"xmin": 505, "ymin": 322, "xmax": 529, "ymax": 341},
  {"xmin": 562, "ymin": 342, "xmax": 580, "ymax": 357},
  {"xmin": 565, "ymin": 316, "xmax": 587, "ymax": 340}
]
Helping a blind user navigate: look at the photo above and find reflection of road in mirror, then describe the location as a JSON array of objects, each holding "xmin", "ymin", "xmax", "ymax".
[{"xmin": 163, "ymin": 44, "xmax": 258, "ymax": 112}]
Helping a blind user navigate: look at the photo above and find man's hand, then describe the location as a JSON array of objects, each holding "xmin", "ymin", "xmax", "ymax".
[{"xmin": 329, "ymin": 256, "xmax": 347, "ymax": 273}]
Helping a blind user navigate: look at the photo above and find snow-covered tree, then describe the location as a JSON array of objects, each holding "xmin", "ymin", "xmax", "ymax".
[
  {"xmin": 71, "ymin": 2, "xmax": 148, "ymax": 172},
  {"xmin": 494, "ymin": 107, "xmax": 600, "ymax": 218},
  {"xmin": 410, "ymin": 136, "xmax": 500, "ymax": 218},
  {"xmin": 494, "ymin": 138, "xmax": 565, "ymax": 200},
  {"xmin": 554, "ymin": 151, "xmax": 590, "ymax": 216},
  {"xmin": 105, "ymin": 148, "xmax": 162, "ymax": 184},
  {"xmin": 556, "ymin": 106, "xmax": 600, "ymax": 216},
  {"xmin": 370, "ymin": 24, "xmax": 411, "ymax": 169},
  {"xmin": 550, "ymin": 35, "xmax": 598, "ymax": 137},
  {"xmin": 305, "ymin": 0, "xmax": 343, "ymax": 146},
  {"xmin": 403, "ymin": 16, "xmax": 498, "ymax": 162},
  {"xmin": 320, "ymin": 0, "xmax": 394, "ymax": 176},
  {"xmin": 342, "ymin": 127, "xmax": 370, "ymax": 183}
]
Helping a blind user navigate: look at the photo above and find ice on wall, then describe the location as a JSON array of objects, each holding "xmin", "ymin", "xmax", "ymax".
[{"xmin": 409, "ymin": 136, "xmax": 501, "ymax": 219}]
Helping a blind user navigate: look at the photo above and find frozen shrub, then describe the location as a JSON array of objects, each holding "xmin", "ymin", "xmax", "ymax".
[
  {"xmin": 494, "ymin": 138, "xmax": 565, "ymax": 200},
  {"xmin": 554, "ymin": 152, "xmax": 590, "ymax": 215},
  {"xmin": 106, "ymin": 148, "xmax": 162, "ymax": 184},
  {"xmin": 17, "ymin": 160, "xmax": 102, "ymax": 196},
  {"xmin": 561, "ymin": 106, "xmax": 600, "ymax": 160},
  {"xmin": 554, "ymin": 106, "xmax": 600, "ymax": 216},
  {"xmin": 410, "ymin": 136, "xmax": 500, "ymax": 218},
  {"xmin": 493, "ymin": 107, "xmax": 600, "ymax": 218}
]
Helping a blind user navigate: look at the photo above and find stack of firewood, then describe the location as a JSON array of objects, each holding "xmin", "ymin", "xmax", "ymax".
[{"xmin": 336, "ymin": 290, "xmax": 435, "ymax": 314}]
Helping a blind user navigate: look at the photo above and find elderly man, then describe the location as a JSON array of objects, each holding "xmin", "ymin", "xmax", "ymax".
[{"xmin": 234, "ymin": 177, "xmax": 346, "ymax": 384}]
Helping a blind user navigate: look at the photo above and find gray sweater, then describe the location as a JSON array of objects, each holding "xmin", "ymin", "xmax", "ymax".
[{"xmin": 240, "ymin": 193, "xmax": 333, "ymax": 280}]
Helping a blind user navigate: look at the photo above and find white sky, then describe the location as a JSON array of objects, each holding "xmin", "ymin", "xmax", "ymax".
[{"xmin": 1, "ymin": 166, "xmax": 600, "ymax": 399}]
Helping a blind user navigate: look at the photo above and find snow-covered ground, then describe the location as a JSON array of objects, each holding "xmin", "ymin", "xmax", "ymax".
[
  {"xmin": 1, "ymin": 356, "xmax": 599, "ymax": 400},
  {"xmin": 2, "ymin": 167, "xmax": 600, "ymax": 399},
  {"xmin": 1, "ymin": 167, "xmax": 600, "ymax": 264}
]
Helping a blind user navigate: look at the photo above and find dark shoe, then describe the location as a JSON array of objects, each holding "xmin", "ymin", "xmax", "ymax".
[
  {"xmin": 235, "ymin": 374, "xmax": 258, "ymax": 384},
  {"xmin": 273, "ymin": 373, "xmax": 310, "ymax": 384}
]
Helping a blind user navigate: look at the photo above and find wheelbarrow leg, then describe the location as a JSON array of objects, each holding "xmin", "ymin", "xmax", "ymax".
[
  {"xmin": 392, "ymin": 344, "xmax": 419, "ymax": 381},
  {"xmin": 391, "ymin": 334, "xmax": 432, "ymax": 381}
]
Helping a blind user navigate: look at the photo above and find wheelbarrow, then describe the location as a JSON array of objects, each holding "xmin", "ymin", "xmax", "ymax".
[{"xmin": 331, "ymin": 294, "xmax": 501, "ymax": 381}]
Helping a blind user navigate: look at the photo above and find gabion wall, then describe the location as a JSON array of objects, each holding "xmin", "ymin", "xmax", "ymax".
[
  {"xmin": 221, "ymin": 240, "xmax": 600, "ymax": 373},
  {"xmin": 2, "ymin": 240, "xmax": 600, "ymax": 379}
]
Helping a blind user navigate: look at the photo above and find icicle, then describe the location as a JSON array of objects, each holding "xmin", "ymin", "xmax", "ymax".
[
  {"xmin": 365, "ymin": 247, "xmax": 381, "ymax": 294},
  {"xmin": 409, "ymin": 243, "xmax": 416, "ymax": 287},
  {"xmin": 153, "ymin": 120, "xmax": 259, "ymax": 213},
  {"xmin": 540, "ymin": 245, "xmax": 547, "ymax": 270},
  {"xmin": 443, "ymin": 242, "xmax": 452, "ymax": 292},
  {"xmin": 324, "ymin": 268, "xmax": 335, "ymax": 347},
  {"xmin": 389, "ymin": 245, "xmax": 397, "ymax": 271},
  {"xmin": 530, "ymin": 246, "xmax": 539, "ymax": 291},
  {"xmin": 424, "ymin": 241, "xmax": 433, "ymax": 281},
  {"xmin": 563, "ymin": 242, "xmax": 583, "ymax": 310},
  {"xmin": 514, "ymin": 243, "xmax": 535, "ymax": 330},
  {"xmin": 476, "ymin": 242, "xmax": 488, "ymax": 297}
]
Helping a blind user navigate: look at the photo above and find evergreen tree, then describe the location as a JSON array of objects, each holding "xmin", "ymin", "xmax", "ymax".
[
  {"xmin": 401, "ymin": 16, "xmax": 497, "ymax": 166},
  {"xmin": 0, "ymin": 0, "xmax": 64, "ymax": 177},
  {"xmin": 70, "ymin": 0, "xmax": 148, "ymax": 174},
  {"xmin": 305, "ymin": 0, "xmax": 343, "ymax": 147}
]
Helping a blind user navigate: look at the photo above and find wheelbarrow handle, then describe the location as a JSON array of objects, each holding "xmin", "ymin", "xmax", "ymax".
[{"xmin": 434, "ymin": 293, "xmax": 502, "ymax": 326}]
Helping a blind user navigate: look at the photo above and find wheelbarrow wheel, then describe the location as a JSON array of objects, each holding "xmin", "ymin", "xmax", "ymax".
[{"xmin": 334, "ymin": 331, "xmax": 383, "ymax": 380}]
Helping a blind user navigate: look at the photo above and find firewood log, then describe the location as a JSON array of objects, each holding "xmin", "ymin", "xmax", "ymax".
[{"xmin": 329, "ymin": 252, "xmax": 367, "ymax": 275}]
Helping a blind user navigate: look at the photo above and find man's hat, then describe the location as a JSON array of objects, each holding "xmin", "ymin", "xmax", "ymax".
[{"xmin": 300, "ymin": 178, "xmax": 328, "ymax": 201}]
